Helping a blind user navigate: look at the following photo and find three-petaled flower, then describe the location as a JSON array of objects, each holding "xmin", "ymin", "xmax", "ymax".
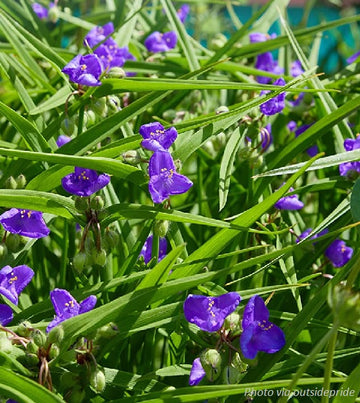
[
  {"xmin": 0, "ymin": 265, "xmax": 34, "ymax": 305},
  {"xmin": 240, "ymin": 295, "xmax": 285, "ymax": 359},
  {"xmin": 139, "ymin": 122, "xmax": 178, "ymax": 152},
  {"xmin": 47, "ymin": 288, "xmax": 97, "ymax": 333},
  {"xmin": 139, "ymin": 235, "xmax": 167, "ymax": 264},
  {"xmin": 145, "ymin": 31, "xmax": 177, "ymax": 53},
  {"xmin": 0, "ymin": 208, "xmax": 50, "ymax": 238},
  {"xmin": 62, "ymin": 54, "xmax": 103, "ymax": 87},
  {"xmin": 183, "ymin": 292, "xmax": 241, "ymax": 332},
  {"xmin": 274, "ymin": 185, "xmax": 304, "ymax": 210},
  {"xmin": 148, "ymin": 151, "xmax": 193, "ymax": 204},
  {"xmin": 61, "ymin": 167, "xmax": 110, "ymax": 197},
  {"xmin": 325, "ymin": 239, "xmax": 353, "ymax": 268},
  {"xmin": 84, "ymin": 22, "xmax": 115, "ymax": 48}
]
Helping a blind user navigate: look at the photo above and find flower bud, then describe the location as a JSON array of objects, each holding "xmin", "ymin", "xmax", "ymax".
[
  {"xmin": 104, "ymin": 230, "xmax": 120, "ymax": 249},
  {"xmin": 6, "ymin": 233, "xmax": 21, "ymax": 253},
  {"xmin": 73, "ymin": 252, "xmax": 89, "ymax": 273},
  {"xmin": 48, "ymin": 6, "xmax": 59, "ymax": 23},
  {"xmin": 200, "ymin": 349, "xmax": 222, "ymax": 382},
  {"xmin": 122, "ymin": 150, "xmax": 141, "ymax": 165},
  {"xmin": 107, "ymin": 95, "xmax": 121, "ymax": 114},
  {"xmin": 224, "ymin": 313, "xmax": 241, "ymax": 334},
  {"xmin": 92, "ymin": 98, "xmax": 108, "ymax": 117},
  {"xmin": 24, "ymin": 353, "xmax": 39, "ymax": 367},
  {"xmin": 92, "ymin": 248, "xmax": 107, "ymax": 267},
  {"xmin": 231, "ymin": 352, "xmax": 248, "ymax": 373},
  {"xmin": 15, "ymin": 321, "xmax": 33, "ymax": 337},
  {"xmin": 238, "ymin": 146, "xmax": 253, "ymax": 160},
  {"xmin": 74, "ymin": 196, "xmax": 89, "ymax": 212},
  {"xmin": 106, "ymin": 67, "xmax": 126, "ymax": 79},
  {"xmin": 162, "ymin": 109, "xmax": 177, "ymax": 121},
  {"xmin": 67, "ymin": 387, "xmax": 86, "ymax": 403},
  {"xmin": 213, "ymin": 132, "xmax": 226, "ymax": 149},
  {"xmin": 61, "ymin": 117, "xmax": 75, "ymax": 135},
  {"xmin": 5, "ymin": 176, "xmax": 17, "ymax": 190},
  {"xmin": 31, "ymin": 329, "xmax": 47, "ymax": 347},
  {"xmin": 96, "ymin": 209, "xmax": 108, "ymax": 221},
  {"xmin": 209, "ymin": 33, "xmax": 227, "ymax": 50},
  {"xmin": 49, "ymin": 344, "xmax": 60, "ymax": 360},
  {"xmin": 249, "ymin": 154, "xmax": 263, "ymax": 169},
  {"xmin": 216, "ymin": 106, "xmax": 229, "ymax": 115},
  {"xmin": 47, "ymin": 324, "xmax": 64, "ymax": 346},
  {"xmin": 0, "ymin": 244, "xmax": 8, "ymax": 260},
  {"xmin": 189, "ymin": 90, "xmax": 202, "ymax": 103},
  {"xmin": 90, "ymin": 196, "xmax": 104, "ymax": 210},
  {"xmin": 202, "ymin": 140, "xmax": 216, "ymax": 156},
  {"xmin": 153, "ymin": 220, "xmax": 169, "ymax": 238},
  {"xmin": 223, "ymin": 365, "xmax": 241, "ymax": 384},
  {"xmin": 90, "ymin": 368, "xmax": 106, "ymax": 393},
  {"xmin": 96, "ymin": 322, "xmax": 119, "ymax": 339},
  {"xmin": 84, "ymin": 110, "xmax": 97, "ymax": 126},
  {"xmin": 15, "ymin": 174, "xmax": 27, "ymax": 189},
  {"xmin": 26, "ymin": 340, "xmax": 39, "ymax": 355},
  {"xmin": 174, "ymin": 159, "xmax": 182, "ymax": 172}
]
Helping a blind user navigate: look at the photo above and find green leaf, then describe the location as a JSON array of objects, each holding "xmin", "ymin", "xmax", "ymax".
[
  {"xmin": 350, "ymin": 178, "xmax": 360, "ymax": 223},
  {"xmin": 333, "ymin": 360, "xmax": 360, "ymax": 403}
]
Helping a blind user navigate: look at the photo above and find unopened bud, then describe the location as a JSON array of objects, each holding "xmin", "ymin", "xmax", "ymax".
[
  {"xmin": 26, "ymin": 340, "xmax": 38, "ymax": 355},
  {"xmin": 48, "ymin": 6, "xmax": 59, "ymax": 23},
  {"xmin": 24, "ymin": 353, "xmax": 39, "ymax": 367},
  {"xmin": 238, "ymin": 146, "xmax": 253, "ymax": 160},
  {"xmin": 92, "ymin": 248, "xmax": 107, "ymax": 267},
  {"xmin": 49, "ymin": 344, "xmax": 60, "ymax": 360},
  {"xmin": 202, "ymin": 140, "xmax": 216, "ymax": 156},
  {"xmin": 213, "ymin": 131, "xmax": 226, "ymax": 148},
  {"xmin": 249, "ymin": 154, "xmax": 263, "ymax": 168},
  {"xmin": 174, "ymin": 159, "xmax": 182, "ymax": 172},
  {"xmin": 90, "ymin": 196, "xmax": 104, "ymax": 210},
  {"xmin": 5, "ymin": 176, "xmax": 17, "ymax": 190},
  {"xmin": 74, "ymin": 196, "xmax": 89, "ymax": 212},
  {"xmin": 153, "ymin": 220, "xmax": 169, "ymax": 238},
  {"xmin": 96, "ymin": 322, "xmax": 119, "ymax": 339},
  {"xmin": 47, "ymin": 324, "xmax": 64, "ymax": 346},
  {"xmin": 224, "ymin": 313, "xmax": 241, "ymax": 334},
  {"xmin": 61, "ymin": 117, "xmax": 75, "ymax": 135},
  {"xmin": 216, "ymin": 106, "xmax": 229, "ymax": 115},
  {"xmin": 6, "ymin": 233, "xmax": 21, "ymax": 253},
  {"xmin": 223, "ymin": 365, "xmax": 241, "ymax": 384},
  {"xmin": 84, "ymin": 110, "xmax": 97, "ymax": 126},
  {"xmin": 189, "ymin": 90, "xmax": 202, "ymax": 103},
  {"xmin": 15, "ymin": 321, "xmax": 33, "ymax": 337},
  {"xmin": 0, "ymin": 335, "xmax": 13, "ymax": 353},
  {"xmin": 107, "ymin": 67, "xmax": 126, "ymax": 79},
  {"xmin": 107, "ymin": 95, "xmax": 121, "ymax": 114},
  {"xmin": 162, "ymin": 109, "xmax": 177, "ymax": 121},
  {"xmin": 122, "ymin": 150, "xmax": 141, "ymax": 165},
  {"xmin": 92, "ymin": 98, "xmax": 108, "ymax": 117},
  {"xmin": 0, "ymin": 244, "xmax": 8, "ymax": 260},
  {"xmin": 90, "ymin": 369, "xmax": 106, "ymax": 393},
  {"xmin": 104, "ymin": 230, "xmax": 120, "ymax": 249},
  {"xmin": 200, "ymin": 349, "xmax": 222, "ymax": 382},
  {"xmin": 31, "ymin": 329, "xmax": 47, "ymax": 347},
  {"xmin": 73, "ymin": 252, "xmax": 88, "ymax": 273},
  {"xmin": 15, "ymin": 174, "xmax": 27, "ymax": 189},
  {"xmin": 67, "ymin": 387, "xmax": 86, "ymax": 403},
  {"xmin": 209, "ymin": 33, "xmax": 227, "ymax": 50}
]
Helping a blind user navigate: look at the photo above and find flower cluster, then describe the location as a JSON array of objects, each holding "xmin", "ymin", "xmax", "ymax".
[
  {"xmin": 62, "ymin": 22, "xmax": 136, "ymax": 86},
  {"xmin": 139, "ymin": 122, "xmax": 193, "ymax": 204},
  {"xmin": 184, "ymin": 293, "xmax": 285, "ymax": 385}
]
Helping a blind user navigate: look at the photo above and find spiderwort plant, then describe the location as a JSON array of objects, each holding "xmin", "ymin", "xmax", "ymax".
[
  {"xmin": 62, "ymin": 54, "xmax": 103, "ymax": 87},
  {"xmin": 0, "ymin": 265, "xmax": 34, "ymax": 305},
  {"xmin": 0, "ymin": 208, "xmax": 50, "ymax": 238},
  {"xmin": 47, "ymin": 288, "xmax": 97, "ymax": 332},
  {"xmin": 240, "ymin": 295, "xmax": 286, "ymax": 360},
  {"xmin": 148, "ymin": 151, "xmax": 193, "ymax": 204},
  {"xmin": 61, "ymin": 167, "xmax": 110, "ymax": 197},
  {"xmin": 183, "ymin": 292, "xmax": 241, "ymax": 332}
]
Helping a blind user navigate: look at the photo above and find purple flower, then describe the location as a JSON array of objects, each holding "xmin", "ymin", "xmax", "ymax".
[
  {"xmin": 287, "ymin": 120, "xmax": 297, "ymax": 132},
  {"xmin": 249, "ymin": 32, "xmax": 277, "ymax": 43},
  {"xmin": 177, "ymin": 4, "xmax": 190, "ymax": 23},
  {"xmin": 0, "ymin": 208, "xmax": 50, "ymax": 238},
  {"xmin": 139, "ymin": 235, "xmax": 167, "ymax": 264},
  {"xmin": 255, "ymin": 53, "xmax": 284, "ymax": 84},
  {"xmin": 325, "ymin": 239, "xmax": 353, "ymax": 268},
  {"xmin": 288, "ymin": 91, "xmax": 305, "ymax": 107},
  {"xmin": 183, "ymin": 292, "xmax": 241, "ymax": 332},
  {"xmin": 148, "ymin": 151, "xmax": 193, "ymax": 204},
  {"xmin": 62, "ymin": 54, "xmax": 103, "ymax": 87},
  {"xmin": 291, "ymin": 60, "xmax": 304, "ymax": 77},
  {"xmin": 0, "ymin": 305, "xmax": 13, "ymax": 326},
  {"xmin": 145, "ymin": 31, "xmax": 177, "ymax": 53},
  {"xmin": 339, "ymin": 137, "xmax": 360, "ymax": 177},
  {"xmin": 260, "ymin": 77, "xmax": 286, "ymax": 115},
  {"xmin": 0, "ymin": 265, "xmax": 34, "ymax": 305},
  {"xmin": 296, "ymin": 228, "xmax": 329, "ymax": 244},
  {"xmin": 32, "ymin": 3, "xmax": 48, "ymax": 19},
  {"xmin": 347, "ymin": 50, "xmax": 360, "ymax": 64},
  {"xmin": 84, "ymin": 22, "xmax": 114, "ymax": 49},
  {"xmin": 274, "ymin": 186, "xmax": 304, "ymax": 210},
  {"xmin": 56, "ymin": 135, "xmax": 71, "ymax": 148},
  {"xmin": 61, "ymin": 167, "xmax": 110, "ymax": 197},
  {"xmin": 240, "ymin": 295, "xmax": 285, "ymax": 360},
  {"xmin": 139, "ymin": 122, "xmax": 178, "ymax": 152},
  {"xmin": 47, "ymin": 288, "xmax": 97, "ymax": 332},
  {"xmin": 189, "ymin": 357, "xmax": 206, "ymax": 386}
]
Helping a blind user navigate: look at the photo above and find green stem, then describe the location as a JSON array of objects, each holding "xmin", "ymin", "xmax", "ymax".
[
  {"xmin": 151, "ymin": 233, "xmax": 159, "ymax": 266},
  {"xmin": 321, "ymin": 325, "xmax": 338, "ymax": 403},
  {"xmin": 346, "ymin": 252, "xmax": 360, "ymax": 289}
]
